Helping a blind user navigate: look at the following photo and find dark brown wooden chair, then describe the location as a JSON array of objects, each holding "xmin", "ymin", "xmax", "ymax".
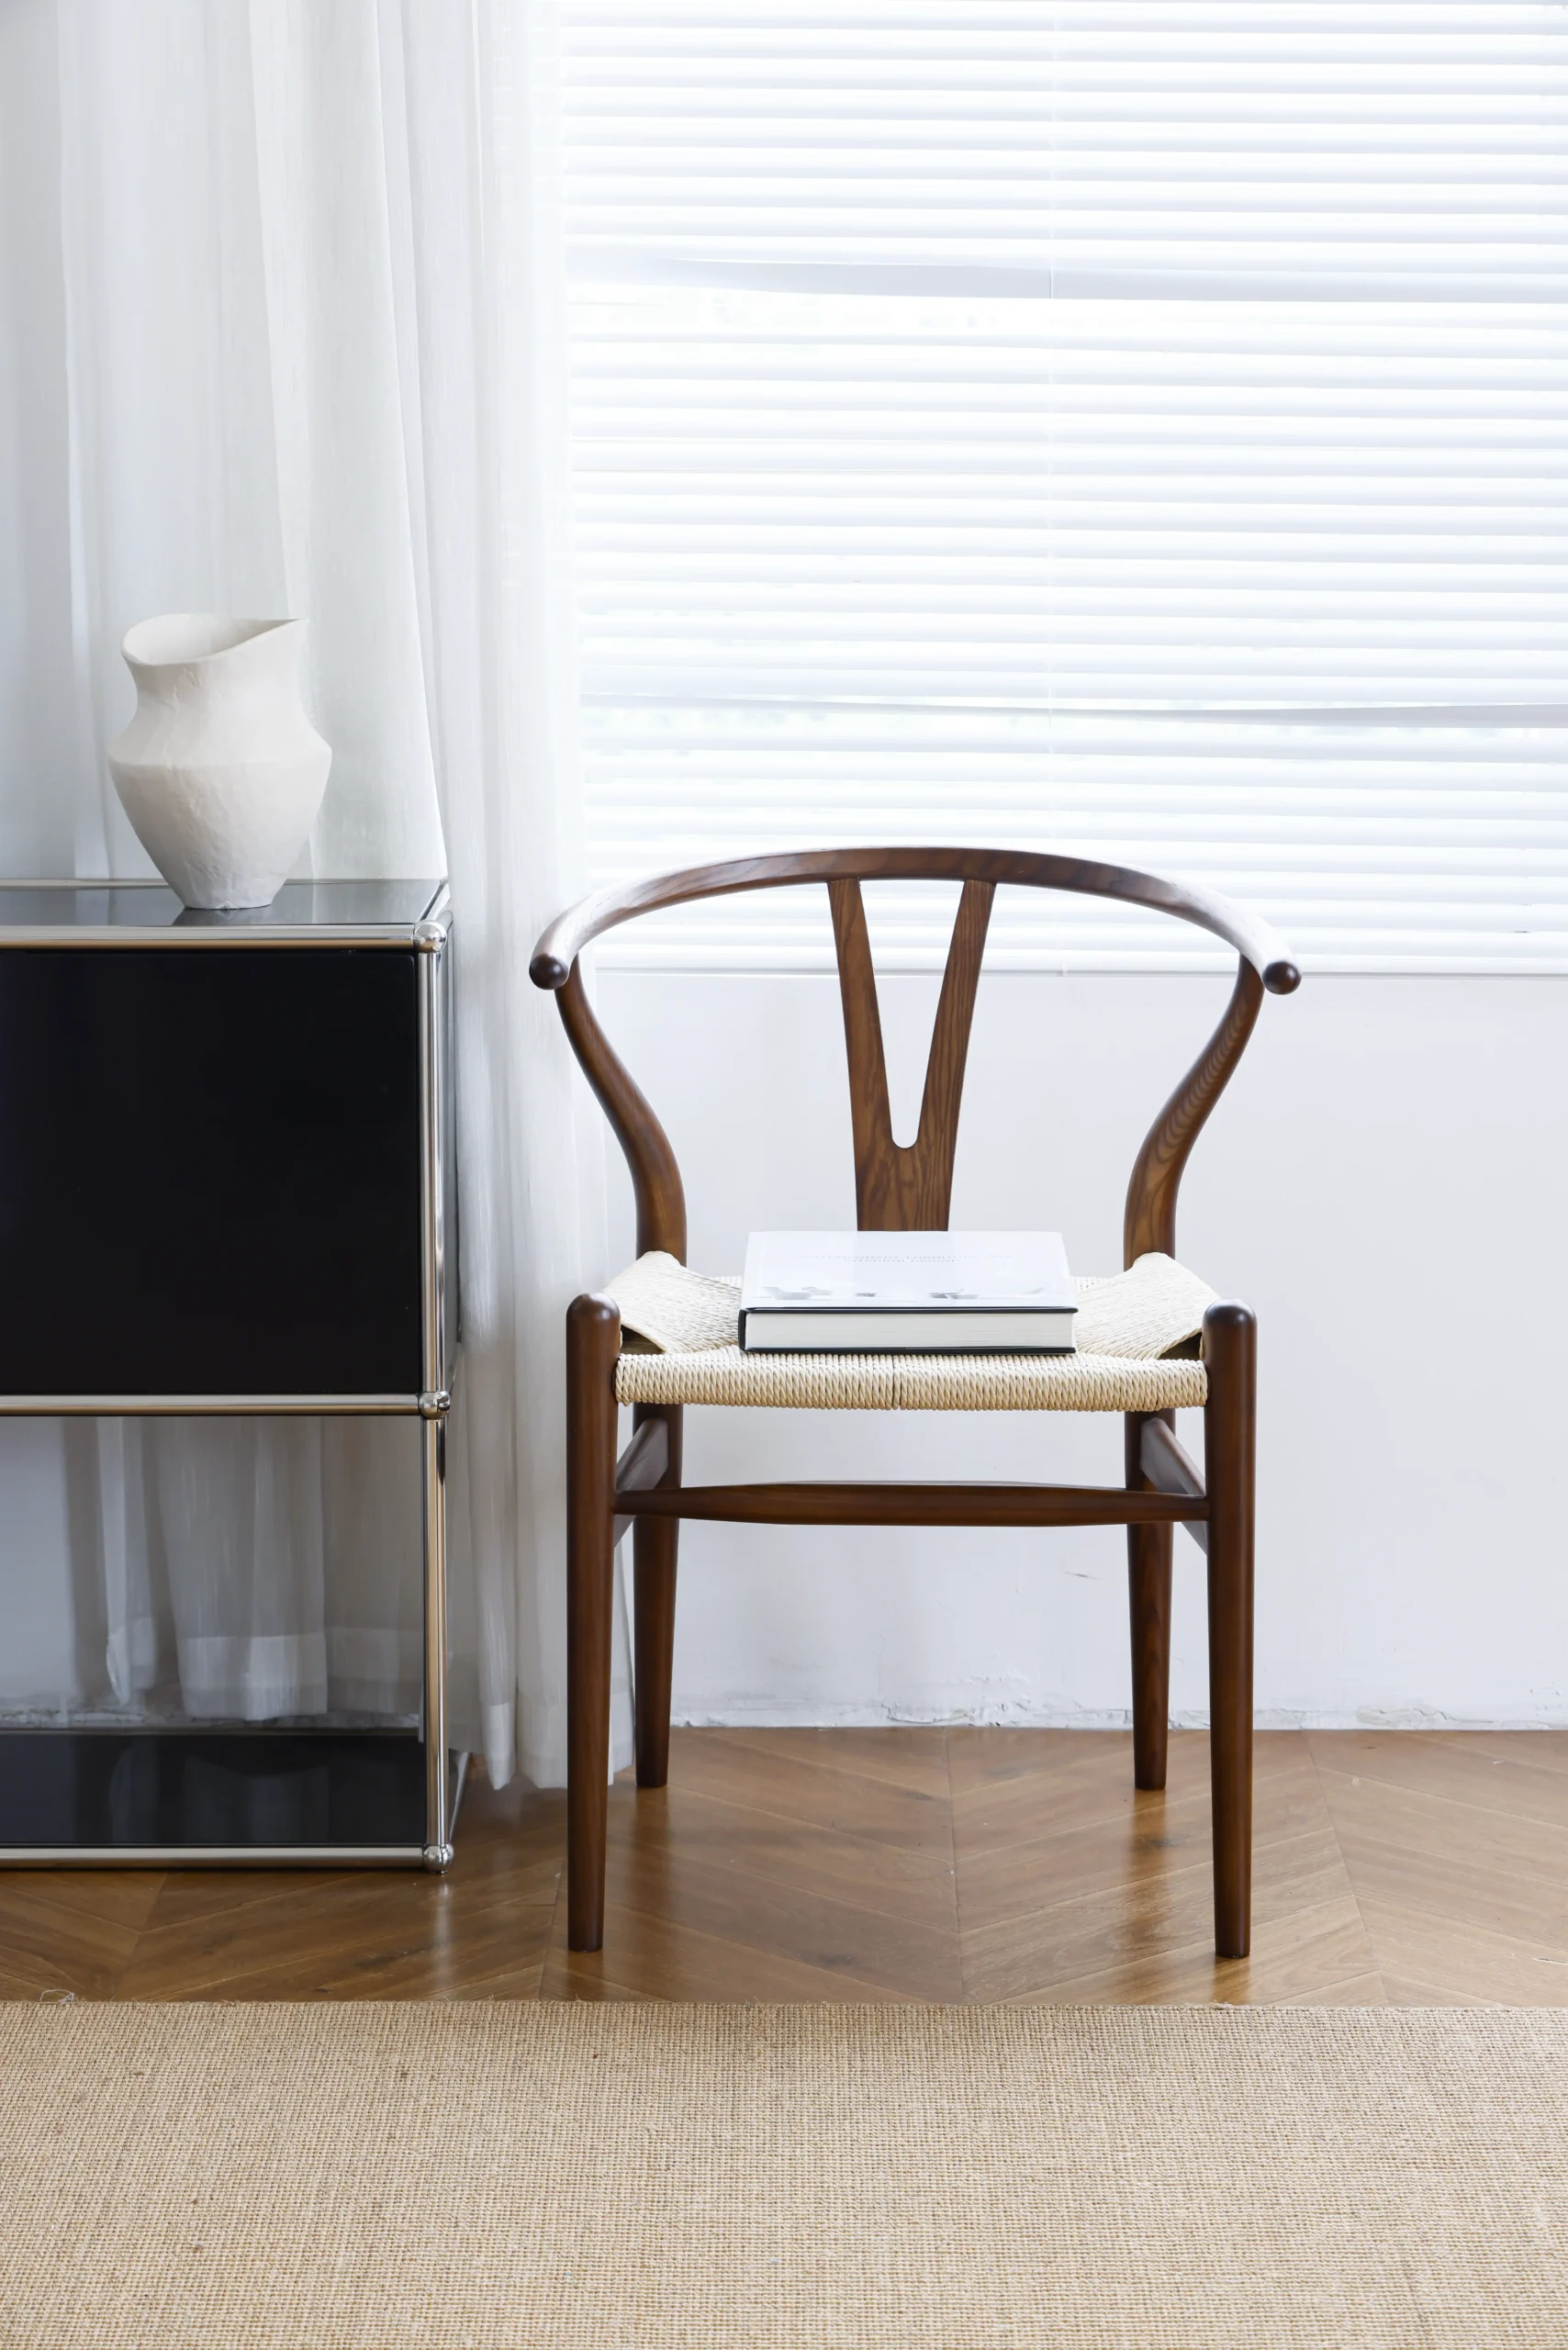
[{"xmin": 531, "ymin": 848, "xmax": 1299, "ymax": 1961}]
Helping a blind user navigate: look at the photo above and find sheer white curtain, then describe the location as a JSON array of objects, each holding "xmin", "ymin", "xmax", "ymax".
[{"xmin": 0, "ymin": 0, "xmax": 623, "ymax": 1787}]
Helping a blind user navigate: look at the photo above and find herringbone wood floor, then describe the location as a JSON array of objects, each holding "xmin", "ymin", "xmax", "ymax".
[{"xmin": 3, "ymin": 1729, "xmax": 1566, "ymax": 2005}]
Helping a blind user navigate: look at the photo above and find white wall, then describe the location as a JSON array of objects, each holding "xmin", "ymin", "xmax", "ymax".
[{"xmin": 598, "ymin": 967, "xmax": 1568, "ymax": 1731}]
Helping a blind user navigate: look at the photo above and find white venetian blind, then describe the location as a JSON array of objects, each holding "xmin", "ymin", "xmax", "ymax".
[{"xmin": 558, "ymin": 3, "xmax": 1568, "ymax": 969}]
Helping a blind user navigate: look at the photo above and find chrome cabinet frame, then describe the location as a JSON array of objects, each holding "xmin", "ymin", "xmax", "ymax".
[{"xmin": 0, "ymin": 880, "xmax": 463, "ymax": 1872}]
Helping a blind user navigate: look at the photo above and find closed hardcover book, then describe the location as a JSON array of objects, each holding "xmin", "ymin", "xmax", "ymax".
[{"xmin": 738, "ymin": 1231, "xmax": 1076, "ymax": 1353}]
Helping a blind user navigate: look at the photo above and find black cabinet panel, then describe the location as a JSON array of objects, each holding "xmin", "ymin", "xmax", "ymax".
[
  {"xmin": 0, "ymin": 1731, "xmax": 427, "ymax": 1850},
  {"xmin": 0, "ymin": 948, "xmax": 423, "ymax": 1393}
]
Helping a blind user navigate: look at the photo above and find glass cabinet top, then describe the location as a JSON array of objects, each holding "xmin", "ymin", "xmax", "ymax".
[{"xmin": 0, "ymin": 880, "xmax": 448, "ymax": 942}]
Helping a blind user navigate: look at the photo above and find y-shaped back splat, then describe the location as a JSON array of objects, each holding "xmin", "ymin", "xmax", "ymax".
[
  {"xmin": 534, "ymin": 846, "xmax": 1298, "ymax": 1271},
  {"xmin": 828, "ymin": 876, "xmax": 994, "ymax": 1231}
]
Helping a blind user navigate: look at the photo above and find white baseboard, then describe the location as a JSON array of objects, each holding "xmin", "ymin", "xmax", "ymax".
[{"xmin": 673, "ymin": 1701, "xmax": 1568, "ymax": 1733}]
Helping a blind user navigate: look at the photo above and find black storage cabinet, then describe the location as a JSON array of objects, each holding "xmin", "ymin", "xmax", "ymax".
[{"xmin": 0, "ymin": 880, "xmax": 461, "ymax": 1868}]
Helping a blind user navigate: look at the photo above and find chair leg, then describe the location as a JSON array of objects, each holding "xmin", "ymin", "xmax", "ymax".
[
  {"xmin": 1126, "ymin": 1413, "xmax": 1172, "ymax": 1790},
  {"xmin": 566, "ymin": 1292, "xmax": 621, "ymax": 1953},
  {"xmin": 1204, "ymin": 1302, "xmax": 1257, "ymax": 1961},
  {"xmin": 633, "ymin": 1403, "xmax": 682, "ymax": 1788}
]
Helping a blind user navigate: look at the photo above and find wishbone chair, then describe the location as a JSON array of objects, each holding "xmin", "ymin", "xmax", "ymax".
[{"xmin": 532, "ymin": 848, "xmax": 1299, "ymax": 1960}]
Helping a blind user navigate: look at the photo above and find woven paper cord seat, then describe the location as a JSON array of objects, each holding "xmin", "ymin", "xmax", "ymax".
[{"xmin": 607, "ymin": 1249, "xmax": 1215, "ymax": 1413}]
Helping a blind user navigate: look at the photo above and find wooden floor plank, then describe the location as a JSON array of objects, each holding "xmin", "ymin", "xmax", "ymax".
[
  {"xmin": 1354, "ymin": 1901, "xmax": 1568, "ymax": 2009},
  {"xmin": 948, "ymin": 1728, "xmax": 1304, "ymax": 1860},
  {"xmin": 662, "ymin": 1731, "xmax": 956, "ymax": 1856},
  {"xmin": 1428, "ymin": 1729, "xmax": 1568, "ymax": 1780},
  {"xmin": 622, "ymin": 1785, "xmax": 959, "ymax": 1930},
  {"xmin": 116, "ymin": 1877, "xmax": 470, "ymax": 2001},
  {"xmin": 954, "ymin": 1740, "xmax": 1330, "ymax": 1931},
  {"xmin": 311, "ymin": 1904, "xmax": 559, "ymax": 2002},
  {"xmin": 587, "ymin": 1792, "xmax": 963, "ymax": 2003},
  {"xmin": 1379, "ymin": 1975, "xmax": 1508, "ymax": 2009},
  {"xmin": 0, "ymin": 1868, "xmax": 166, "ymax": 1932},
  {"xmin": 1316, "ymin": 1774, "xmax": 1568, "ymax": 1947},
  {"xmin": 540, "ymin": 1901, "xmax": 930, "ymax": 2004},
  {"xmin": 1307, "ymin": 1729, "xmax": 1568, "ymax": 1833},
  {"xmin": 1003, "ymin": 1903, "xmax": 1385, "ymax": 2009},
  {"xmin": 0, "ymin": 1874, "xmax": 161, "ymax": 1998},
  {"xmin": 714, "ymin": 1723, "xmax": 953, "ymax": 1801},
  {"xmin": 113, "ymin": 1773, "xmax": 564, "ymax": 2001},
  {"xmin": 958, "ymin": 1827, "xmax": 1364, "ymax": 2002}
]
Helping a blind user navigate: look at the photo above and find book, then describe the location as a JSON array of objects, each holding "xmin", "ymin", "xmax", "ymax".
[{"xmin": 738, "ymin": 1230, "xmax": 1077, "ymax": 1353}]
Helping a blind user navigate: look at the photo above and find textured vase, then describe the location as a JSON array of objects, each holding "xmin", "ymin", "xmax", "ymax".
[{"xmin": 107, "ymin": 615, "xmax": 331, "ymax": 910}]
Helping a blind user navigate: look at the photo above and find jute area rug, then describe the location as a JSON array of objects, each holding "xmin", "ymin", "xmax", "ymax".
[{"xmin": 2, "ymin": 2002, "xmax": 1565, "ymax": 2349}]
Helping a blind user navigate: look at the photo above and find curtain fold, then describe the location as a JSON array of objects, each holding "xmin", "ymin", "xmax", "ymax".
[
  {"xmin": 0, "ymin": 0, "xmax": 622, "ymax": 1786},
  {"xmin": 388, "ymin": 0, "xmax": 626, "ymax": 1787}
]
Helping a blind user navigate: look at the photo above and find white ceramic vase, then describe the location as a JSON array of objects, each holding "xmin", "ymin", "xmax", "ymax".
[{"xmin": 107, "ymin": 614, "xmax": 331, "ymax": 910}]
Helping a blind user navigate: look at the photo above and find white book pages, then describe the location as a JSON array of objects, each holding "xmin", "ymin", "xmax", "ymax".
[{"xmin": 741, "ymin": 1231, "xmax": 1074, "ymax": 1316}]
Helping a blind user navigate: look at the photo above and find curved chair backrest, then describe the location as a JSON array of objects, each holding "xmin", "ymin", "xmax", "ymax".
[{"xmin": 531, "ymin": 847, "xmax": 1299, "ymax": 1270}]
